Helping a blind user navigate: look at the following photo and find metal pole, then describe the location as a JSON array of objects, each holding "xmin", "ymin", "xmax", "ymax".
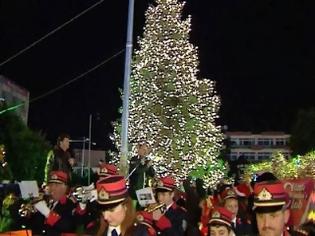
[
  {"xmin": 120, "ymin": 0, "xmax": 135, "ymax": 177},
  {"xmin": 81, "ymin": 137, "xmax": 86, "ymax": 177},
  {"xmin": 88, "ymin": 114, "xmax": 92, "ymax": 185}
]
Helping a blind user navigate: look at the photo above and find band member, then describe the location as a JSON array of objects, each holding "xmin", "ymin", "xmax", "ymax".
[
  {"xmin": 73, "ymin": 163, "xmax": 119, "ymax": 234},
  {"xmin": 128, "ymin": 142, "xmax": 155, "ymax": 203},
  {"xmin": 253, "ymin": 180, "xmax": 291, "ymax": 236},
  {"xmin": 220, "ymin": 187, "xmax": 251, "ymax": 235},
  {"xmin": 95, "ymin": 175, "xmax": 136, "ymax": 236},
  {"xmin": 153, "ymin": 176, "xmax": 187, "ymax": 235},
  {"xmin": 130, "ymin": 211, "xmax": 157, "ymax": 236},
  {"xmin": 208, "ymin": 207, "xmax": 235, "ymax": 236},
  {"xmin": 23, "ymin": 170, "xmax": 76, "ymax": 235},
  {"xmin": 98, "ymin": 163, "xmax": 118, "ymax": 179}
]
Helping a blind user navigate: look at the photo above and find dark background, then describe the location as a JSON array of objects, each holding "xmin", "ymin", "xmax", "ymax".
[{"xmin": 0, "ymin": 0, "xmax": 314, "ymax": 149}]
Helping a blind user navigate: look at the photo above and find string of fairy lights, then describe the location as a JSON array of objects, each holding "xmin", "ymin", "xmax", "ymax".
[
  {"xmin": 113, "ymin": 0, "xmax": 227, "ymax": 188},
  {"xmin": 243, "ymin": 151, "xmax": 315, "ymax": 181}
]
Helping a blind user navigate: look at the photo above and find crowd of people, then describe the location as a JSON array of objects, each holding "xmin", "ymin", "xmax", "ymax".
[{"xmin": 1, "ymin": 134, "xmax": 315, "ymax": 236}]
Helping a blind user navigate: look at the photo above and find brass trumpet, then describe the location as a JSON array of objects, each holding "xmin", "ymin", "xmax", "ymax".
[
  {"xmin": 144, "ymin": 203, "xmax": 166, "ymax": 213},
  {"xmin": 72, "ymin": 183, "xmax": 97, "ymax": 202},
  {"xmin": 19, "ymin": 192, "xmax": 51, "ymax": 217}
]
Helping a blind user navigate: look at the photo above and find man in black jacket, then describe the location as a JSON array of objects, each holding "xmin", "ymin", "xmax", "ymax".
[
  {"xmin": 44, "ymin": 133, "xmax": 75, "ymax": 185},
  {"xmin": 128, "ymin": 142, "xmax": 155, "ymax": 204}
]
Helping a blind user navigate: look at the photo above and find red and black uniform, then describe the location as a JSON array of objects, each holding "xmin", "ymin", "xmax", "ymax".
[
  {"xmin": 154, "ymin": 202, "xmax": 187, "ymax": 236},
  {"xmin": 73, "ymin": 200, "xmax": 99, "ymax": 234},
  {"xmin": 132, "ymin": 211, "xmax": 157, "ymax": 236},
  {"xmin": 233, "ymin": 217, "xmax": 253, "ymax": 236},
  {"xmin": 24, "ymin": 195, "xmax": 76, "ymax": 235}
]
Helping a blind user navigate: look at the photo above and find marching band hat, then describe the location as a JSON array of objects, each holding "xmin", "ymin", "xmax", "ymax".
[
  {"xmin": 48, "ymin": 171, "xmax": 68, "ymax": 184},
  {"xmin": 208, "ymin": 207, "xmax": 233, "ymax": 228},
  {"xmin": 96, "ymin": 175, "xmax": 128, "ymax": 205},
  {"xmin": 155, "ymin": 176, "xmax": 176, "ymax": 192},
  {"xmin": 234, "ymin": 183, "xmax": 252, "ymax": 198},
  {"xmin": 99, "ymin": 163, "xmax": 118, "ymax": 177},
  {"xmin": 221, "ymin": 187, "xmax": 238, "ymax": 201},
  {"xmin": 253, "ymin": 180, "xmax": 290, "ymax": 211},
  {"xmin": 136, "ymin": 211, "xmax": 154, "ymax": 226}
]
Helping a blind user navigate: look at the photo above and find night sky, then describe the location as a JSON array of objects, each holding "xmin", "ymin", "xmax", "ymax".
[{"xmin": 0, "ymin": 0, "xmax": 314, "ymax": 149}]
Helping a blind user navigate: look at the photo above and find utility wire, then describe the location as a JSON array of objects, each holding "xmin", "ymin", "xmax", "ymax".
[
  {"xmin": 0, "ymin": 0, "xmax": 105, "ymax": 68},
  {"xmin": 0, "ymin": 49, "xmax": 125, "ymax": 115}
]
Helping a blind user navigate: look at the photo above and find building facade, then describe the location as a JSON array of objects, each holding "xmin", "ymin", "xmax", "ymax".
[
  {"xmin": 226, "ymin": 131, "xmax": 291, "ymax": 162},
  {"xmin": 0, "ymin": 75, "xmax": 30, "ymax": 123}
]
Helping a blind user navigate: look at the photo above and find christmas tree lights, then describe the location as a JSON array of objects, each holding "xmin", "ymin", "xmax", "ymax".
[
  {"xmin": 114, "ymin": 0, "xmax": 226, "ymax": 187},
  {"xmin": 243, "ymin": 151, "xmax": 315, "ymax": 181}
]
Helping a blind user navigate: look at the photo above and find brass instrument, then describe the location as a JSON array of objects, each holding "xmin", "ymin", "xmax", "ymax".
[
  {"xmin": 18, "ymin": 192, "xmax": 51, "ymax": 217},
  {"xmin": 72, "ymin": 183, "xmax": 97, "ymax": 202},
  {"xmin": 144, "ymin": 203, "xmax": 166, "ymax": 213}
]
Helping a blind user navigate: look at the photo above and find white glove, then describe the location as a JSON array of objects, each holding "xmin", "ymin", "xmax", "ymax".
[
  {"xmin": 79, "ymin": 202, "xmax": 87, "ymax": 210},
  {"xmin": 89, "ymin": 189, "xmax": 97, "ymax": 202},
  {"xmin": 34, "ymin": 200, "xmax": 50, "ymax": 218}
]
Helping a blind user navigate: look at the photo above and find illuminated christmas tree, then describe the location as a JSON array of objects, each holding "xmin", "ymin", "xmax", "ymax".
[{"xmin": 114, "ymin": 0, "xmax": 225, "ymax": 187}]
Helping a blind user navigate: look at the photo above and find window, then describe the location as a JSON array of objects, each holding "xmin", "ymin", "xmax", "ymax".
[
  {"xmin": 275, "ymin": 138, "xmax": 288, "ymax": 146},
  {"xmin": 257, "ymin": 152, "xmax": 272, "ymax": 160},
  {"xmin": 230, "ymin": 138, "xmax": 238, "ymax": 147},
  {"xmin": 240, "ymin": 152, "xmax": 256, "ymax": 161},
  {"xmin": 229, "ymin": 152, "xmax": 238, "ymax": 161},
  {"xmin": 257, "ymin": 138, "xmax": 273, "ymax": 146},
  {"xmin": 239, "ymin": 138, "xmax": 254, "ymax": 146}
]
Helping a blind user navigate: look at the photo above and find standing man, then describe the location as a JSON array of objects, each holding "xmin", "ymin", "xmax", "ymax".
[
  {"xmin": 128, "ymin": 142, "xmax": 155, "ymax": 204},
  {"xmin": 44, "ymin": 133, "xmax": 75, "ymax": 185},
  {"xmin": 253, "ymin": 180, "xmax": 291, "ymax": 236}
]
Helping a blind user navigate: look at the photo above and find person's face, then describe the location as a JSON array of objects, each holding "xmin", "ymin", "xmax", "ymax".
[
  {"xmin": 48, "ymin": 182, "xmax": 67, "ymax": 201},
  {"xmin": 59, "ymin": 137, "xmax": 70, "ymax": 151},
  {"xmin": 138, "ymin": 144, "xmax": 148, "ymax": 157},
  {"xmin": 224, "ymin": 198, "xmax": 239, "ymax": 219},
  {"xmin": 256, "ymin": 209, "xmax": 289, "ymax": 236},
  {"xmin": 209, "ymin": 225, "xmax": 230, "ymax": 236},
  {"xmin": 102, "ymin": 203, "xmax": 127, "ymax": 227},
  {"xmin": 157, "ymin": 191, "xmax": 174, "ymax": 206}
]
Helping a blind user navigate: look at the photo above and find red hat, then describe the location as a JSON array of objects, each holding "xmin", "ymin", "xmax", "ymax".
[
  {"xmin": 155, "ymin": 176, "xmax": 176, "ymax": 192},
  {"xmin": 99, "ymin": 163, "xmax": 118, "ymax": 177},
  {"xmin": 234, "ymin": 184, "xmax": 251, "ymax": 197},
  {"xmin": 221, "ymin": 187, "xmax": 237, "ymax": 201},
  {"xmin": 208, "ymin": 207, "xmax": 233, "ymax": 228},
  {"xmin": 48, "ymin": 171, "xmax": 68, "ymax": 184},
  {"xmin": 136, "ymin": 211, "xmax": 154, "ymax": 226},
  {"xmin": 253, "ymin": 181, "xmax": 289, "ymax": 209},
  {"xmin": 96, "ymin": 175, "xmax": 128, "ymax": 205}
]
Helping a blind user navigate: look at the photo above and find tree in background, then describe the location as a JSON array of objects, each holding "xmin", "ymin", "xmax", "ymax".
[
  {"xmin": 114, "ymin": 0, "xmax": 226, "ymax": 187},
  {"xmin": 0, "ymin": 105, "xmax": 50, "ymax": 183},
  {"xmin": 290, "ymin": 107, "xmax": 315, "ymax": 155}
]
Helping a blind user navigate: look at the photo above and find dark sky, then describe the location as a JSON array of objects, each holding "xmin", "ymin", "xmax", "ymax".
[{"xmin": 0, "ymin": 0, "xmax": 314, "ymax": 149}]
